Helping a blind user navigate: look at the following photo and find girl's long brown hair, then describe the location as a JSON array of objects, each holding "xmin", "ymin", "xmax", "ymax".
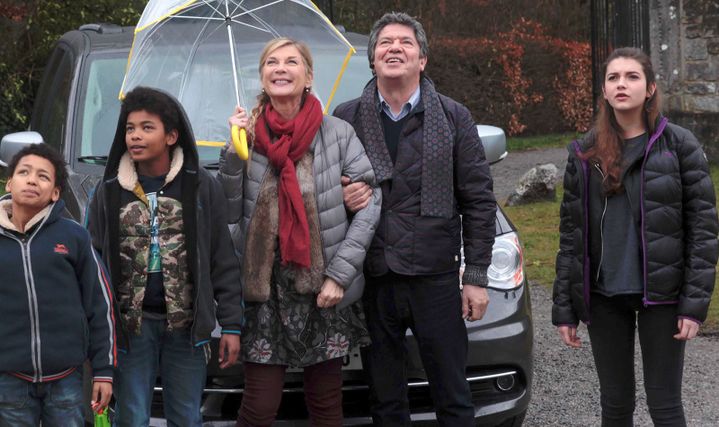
[{"xmin": 581, "ymin": 47, "xmax": 662, "ymax": 194}]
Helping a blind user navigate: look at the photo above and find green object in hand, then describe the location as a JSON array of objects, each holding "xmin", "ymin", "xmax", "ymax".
[{"xmin": 94, "ymin": 408, "xmax": 110, "ymax": 427}]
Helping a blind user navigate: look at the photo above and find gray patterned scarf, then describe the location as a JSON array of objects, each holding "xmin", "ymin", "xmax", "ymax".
[{"xmin": 357, "ymin": 77, "xmax": 454, "ymax": 218}]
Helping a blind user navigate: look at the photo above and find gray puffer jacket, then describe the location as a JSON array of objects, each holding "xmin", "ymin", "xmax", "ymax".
[{"xmin": 218, "ymin": 115, "xmax": 381, "ymax": 307}]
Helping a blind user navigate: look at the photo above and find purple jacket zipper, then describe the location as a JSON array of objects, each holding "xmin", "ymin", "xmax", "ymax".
[{"xmin": 638, "ymin": 117, "xmax": 678, "ymax": 306}]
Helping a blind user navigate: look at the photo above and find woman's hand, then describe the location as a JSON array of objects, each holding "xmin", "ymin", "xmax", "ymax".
[
  {"xmin": 558, "ymin": 325, "xmax": 582, "ymax": 348},
  {"xmin": 674, "ymin": 318, "xmax": 700, "ymax": 340},
  {"xmin": 317, "ymin": 277, "xmax": 344, "ymax": 308},
  {"xmin": 228, "ymin": 106, "xmax": 249, "ymax": 129}
]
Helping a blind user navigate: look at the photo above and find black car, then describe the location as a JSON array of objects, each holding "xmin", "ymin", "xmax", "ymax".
[{"xmin": 1, "ymin": 23, "xmax": 533, "ymax": 426}]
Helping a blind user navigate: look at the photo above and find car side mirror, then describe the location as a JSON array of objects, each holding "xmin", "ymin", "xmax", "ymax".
[
  {"xmin": 476, "ymin": 125, "xmax": 508, "ymax": 165},
  {"xmin": 0, "ymin": 131, "xmax": 45, "ymax": 167}
]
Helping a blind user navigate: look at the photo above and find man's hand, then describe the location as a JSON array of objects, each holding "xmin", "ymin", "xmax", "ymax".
[
  {"xmin": 461, "ymin": 285, "xmax": 489, "ymax": 321},
  {"xmin": 341, "ymin": 176, "xmax": 372, "ymax": 213},
  {"xmin": 218, "ymin": 334, "xmax": 240, "ymax": 369},
  {"xmin": 317, "ymin": 277, "xmax": 344, "ymax": 308},
  {"xmin": 90, "ymin": 381, "xmax": 112, "ymax": 413},
  {"xmin": 557, "ymin": 325, "xmax": 582, "ymax": 348},
  {"xmin": 673, "ymin": 318, "xmax": 700, "ymax": 341}
]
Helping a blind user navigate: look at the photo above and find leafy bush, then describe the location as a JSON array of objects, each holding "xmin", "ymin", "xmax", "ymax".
[
  {"xmin": 1, "ymin": 0, "xmax": 592, "ymax": 138},
  {"xmin": 0, "ymin": 1, "xmax": 144, "ymax": 137},
  {"xmin": 329, "ymin": 0, "xmax": 591, "ymax": 135},
  {"xmin": 428, "ymin": 18, "xmax": 592, "ymax": 135}
]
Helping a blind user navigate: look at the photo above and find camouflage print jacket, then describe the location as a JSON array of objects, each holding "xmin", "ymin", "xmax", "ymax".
[
  {"xmin": 115, "ymin": 149, "xmax": 193, "ymax": 335},
  {"xmin": 88, "ymin": 92, "xmax": 243, "ymax": 350}
]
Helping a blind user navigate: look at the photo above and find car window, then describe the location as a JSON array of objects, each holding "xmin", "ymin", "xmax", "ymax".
[
  {"xmin": 79, "ymin": 54, "xmax": 126, "ymax": 157},
  {"xmin": 32, "ymin": 45, "xmax": 73, "ymax": 152}
]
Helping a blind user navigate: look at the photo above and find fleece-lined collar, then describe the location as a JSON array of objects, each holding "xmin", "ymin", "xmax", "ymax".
[
  {"xmin": 0, "ymin": 199, "xmax": 53, "ymax": 233},
  {"xmin": 117, "ymin": 146, "xmax": 184, "ymax": 192}
]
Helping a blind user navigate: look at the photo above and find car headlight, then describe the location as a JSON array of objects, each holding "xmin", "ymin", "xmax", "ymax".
[{"xmin": 487, "ymin": 232, "xmax": 525, "ymax": 290}]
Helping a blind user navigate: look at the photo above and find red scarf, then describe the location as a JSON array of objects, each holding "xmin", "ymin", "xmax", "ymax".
[{"xmin": 253, "ymin": 95, "xmax": 323, "ymax": 269}]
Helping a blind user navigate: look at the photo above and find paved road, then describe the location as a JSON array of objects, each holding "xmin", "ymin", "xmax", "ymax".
[{"xmin": 491, "ymin": 148, "xmax": 719, "ymax": 426}]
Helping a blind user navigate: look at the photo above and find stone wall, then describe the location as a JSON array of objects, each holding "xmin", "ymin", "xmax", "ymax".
[{"xmin": 650, "ymin": 0, "xmax": 719, "ymax": 160}]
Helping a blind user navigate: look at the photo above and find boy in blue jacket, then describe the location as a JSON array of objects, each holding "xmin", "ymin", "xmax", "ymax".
[
  {"xmin": 0, "ymin": 143, "xmax": 115, "ymax": 426},
  {"xmin": 87, "ymin": 86, "xmax": 243, "ymax": 426}
]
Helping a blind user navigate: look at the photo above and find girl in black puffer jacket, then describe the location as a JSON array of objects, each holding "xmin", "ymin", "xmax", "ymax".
[{"xmin": 552, "ymin": 47, "xmax": 718, "ymax": 426}]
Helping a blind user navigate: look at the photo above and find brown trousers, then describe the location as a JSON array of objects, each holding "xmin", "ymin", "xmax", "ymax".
[{"xmin": 236, "ymin": 358, "xmax": 343, "ymax": 427}]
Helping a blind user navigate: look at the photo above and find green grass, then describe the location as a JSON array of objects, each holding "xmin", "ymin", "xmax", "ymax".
[
  {"xmin": 507, "ymin": 132, "xmax": 580, "ymax": 152},
  {"xmin": 708, "ymin": 167, "xmax": 719, "ymax": 332},
  {"xmin": 504, "ymin": 187, "xmax": 562, "ymax": 288},
  {"xmin": 508, "ymin": 168, "xmax": 719, "ymax": 333}
]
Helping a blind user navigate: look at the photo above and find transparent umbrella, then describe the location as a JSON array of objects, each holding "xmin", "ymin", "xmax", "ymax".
[{"xmin": 120, "ymin": 0, "xmax": 355, "ymax": 157}]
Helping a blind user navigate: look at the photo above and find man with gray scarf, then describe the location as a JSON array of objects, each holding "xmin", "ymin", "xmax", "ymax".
[{"xmin": 333, "ymin": 11, "xmax": 496, "ymax": 426}]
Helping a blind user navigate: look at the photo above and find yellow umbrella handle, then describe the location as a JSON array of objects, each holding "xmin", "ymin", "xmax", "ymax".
[{"xmin": 231, "ymin": 125, "xmax": 249, "ymax": 160}]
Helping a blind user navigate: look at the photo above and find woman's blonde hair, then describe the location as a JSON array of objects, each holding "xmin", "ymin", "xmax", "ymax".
[{"xmin": 247, "ymin": 38, "xmax": 314, "ymax": 142}]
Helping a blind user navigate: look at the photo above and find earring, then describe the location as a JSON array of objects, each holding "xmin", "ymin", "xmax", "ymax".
[
  {"xmin": 305, "ymin": 87, "xmax": 310, "ymax": 93},
  {"xmin": 261, "ymin": 88, "xmax": 266, "ymax": 94}
]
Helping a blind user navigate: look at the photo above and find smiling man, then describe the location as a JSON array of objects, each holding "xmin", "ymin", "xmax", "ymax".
[{"xmin": 333, "ymin": 11, "xmax": 497, "ymax": 426}]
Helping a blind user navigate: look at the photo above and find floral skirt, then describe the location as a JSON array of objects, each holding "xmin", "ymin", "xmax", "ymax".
[{"xmin": 241, "ymin": 254, "xmax": 370, "ymax": 368}]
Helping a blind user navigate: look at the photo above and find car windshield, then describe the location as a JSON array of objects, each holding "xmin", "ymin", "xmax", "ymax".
[{"xmin": 75, "ymin": 45, "xmax": 372, "ymax": 166}]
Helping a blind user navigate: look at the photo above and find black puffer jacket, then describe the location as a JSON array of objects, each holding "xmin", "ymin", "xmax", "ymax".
[
  {"xmin": 333, "ymin": 82, "xmax": 496, "ymax": 282},
  {"xmin": 552, "ymin": 117, "xmax": 718, "ymax": 325}
]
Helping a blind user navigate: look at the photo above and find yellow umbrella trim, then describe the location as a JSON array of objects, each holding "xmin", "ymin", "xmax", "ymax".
[
  {"xmin": 196, "ymin": 141, "xmax": 227, "ymax": 147},
  {"xmin": 135, "ymin": 1, "xmax": 197, "ymax": 33},
  {"xmin": 324, "ymin": 48, "xmax": 354, "ymax": 114},
  {"xmin": 308, "ymin": 0, "xmax": 356, "ymax": 114},
  {"xmin": 120, "ymin": 0, "xmax": 197, "ymax": 100},
  {"xmin": 309, "ymin": 0, "xmax": 355, "ymax": 49}
]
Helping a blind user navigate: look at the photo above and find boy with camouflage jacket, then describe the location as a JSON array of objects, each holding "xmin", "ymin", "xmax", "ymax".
[{"xmin": 87, "ymin": 87, "xmax": 243, "ymax": 426}]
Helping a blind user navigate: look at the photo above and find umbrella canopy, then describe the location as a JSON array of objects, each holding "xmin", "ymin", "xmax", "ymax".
[{"xmin": 120, "ymin": 0, "xmax": 355, "ymax": 150}]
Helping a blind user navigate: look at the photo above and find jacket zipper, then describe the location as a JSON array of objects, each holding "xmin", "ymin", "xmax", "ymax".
[
  {"xmin": 3, "ymin": 218, "xmax": 51, "ymax": 382},
  {"xmin": 314, "ymin": 129, "xmax": 328, "ymax": 265},
  {"xmin": 190, "ymin": 189, "xmax": 201, "ymax": 346},
  {"xmin": 20, "ymin": 237, "xmax": 43, "ymax": 382},
  {"xmin": 592, "ymin": 163, "xmax": 608, "ymax": 283}
]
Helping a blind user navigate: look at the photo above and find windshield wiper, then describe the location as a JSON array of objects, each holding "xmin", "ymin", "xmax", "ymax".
[{"xmin": 77, "ymin": 156, "xmax": 108, "ymax": 165}]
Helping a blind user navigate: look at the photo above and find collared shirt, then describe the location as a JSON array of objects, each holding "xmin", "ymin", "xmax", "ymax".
[{"xmin": 378, "ymin": 85, "xmax": 421, "ymax": 122}]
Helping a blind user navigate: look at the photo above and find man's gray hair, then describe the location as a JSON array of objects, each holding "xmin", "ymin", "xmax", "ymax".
[{"xmin": 367, "ymin": 12, "xmax": 429, "ymax": 71}]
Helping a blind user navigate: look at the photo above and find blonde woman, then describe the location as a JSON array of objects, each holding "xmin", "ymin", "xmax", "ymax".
[{"xmin": 218, "ymin": 38, "xmax": 381, "ymax": 426}]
